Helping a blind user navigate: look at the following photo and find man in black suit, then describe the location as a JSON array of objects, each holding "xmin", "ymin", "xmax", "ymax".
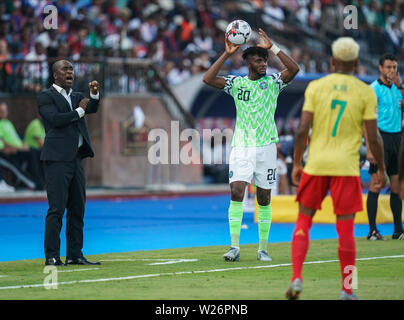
[{"xmin": 38, "ymin": 59, "xmax": 101, "ymax": 266}]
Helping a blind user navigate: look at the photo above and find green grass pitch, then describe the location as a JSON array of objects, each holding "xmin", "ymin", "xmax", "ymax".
[{"xmin": 0, "ymin": 238, "xmax": 403, "ymax": 300}]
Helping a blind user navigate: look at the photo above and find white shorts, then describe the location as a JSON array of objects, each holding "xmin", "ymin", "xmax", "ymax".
[{"xmin": 228, "ymin": 144, "xmax": 277, "ymax": 190}]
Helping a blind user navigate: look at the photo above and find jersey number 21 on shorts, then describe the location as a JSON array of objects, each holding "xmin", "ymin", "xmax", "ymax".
[{"xmin": 267, "ymin": 168, "xmax": 276, "ymax": 185}]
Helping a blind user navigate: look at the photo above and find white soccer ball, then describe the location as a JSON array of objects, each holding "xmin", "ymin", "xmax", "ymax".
[{"xmin": 225, "ymin": 20, "xmax": 252, "ymax": 45}]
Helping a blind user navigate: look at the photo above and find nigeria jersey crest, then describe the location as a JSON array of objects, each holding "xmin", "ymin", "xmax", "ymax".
[{"xmin": 259, "ymin": 81, "xmax": 268, "ymax": 90}]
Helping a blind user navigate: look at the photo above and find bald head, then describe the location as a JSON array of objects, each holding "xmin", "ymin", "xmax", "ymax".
[
  {"xmin": 52, "ymin": 59, "xmax": 74, "ymax": 90},
  {"xmin": 52, "ymin": 59, "xmax": 70, "ymax": 73}
]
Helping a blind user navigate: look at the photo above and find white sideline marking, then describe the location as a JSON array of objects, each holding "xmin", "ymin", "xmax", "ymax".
[
  {"xmin": 0, "ymin": 254, "xmax": 403, "ymax": 290},
  {"xmin": 147, "ymin": 259, "xmax": 198, "ymax": 265},
  {"xmin": 100, "ymin": 258, "xmax": 199, "ymax": 265},
  {"xmin": 101, "ymin": 258, "xmax": 192, "ymax": 262},
  {"xmin": 58, "ymin": 268, "xmax": 101, "ymax": 273},
  {"xmin": 0, "ymin": 275, "xmax": 7, "ymax": 278}
]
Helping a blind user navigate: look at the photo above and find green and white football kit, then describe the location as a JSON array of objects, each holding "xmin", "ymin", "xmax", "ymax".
[{"xmin": 223, "ymin": 71, "xmax": 288, "ymax": 190}]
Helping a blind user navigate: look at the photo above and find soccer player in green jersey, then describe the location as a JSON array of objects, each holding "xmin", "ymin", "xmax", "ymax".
[{"xmin": 203, "ymin": 28, "xmax": 299, "ymax": 261}]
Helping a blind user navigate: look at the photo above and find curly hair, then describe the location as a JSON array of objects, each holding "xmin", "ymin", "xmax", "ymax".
[{"xmin": 242, "ymin": 46, "xmax": 268, "ymax": 61}]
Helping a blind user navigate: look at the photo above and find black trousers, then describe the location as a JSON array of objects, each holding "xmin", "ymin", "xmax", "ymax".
[{"xmin": 43, "ymin": 155, "xmax": 86, "ymax": 260}]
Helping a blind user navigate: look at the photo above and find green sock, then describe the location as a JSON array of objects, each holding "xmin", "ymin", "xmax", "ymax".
[
  {"xmin": 228, "ymin": 200, "xmax": 243, "ymax": 248},
  {"xmin": 258, "ymin": 204, "xmax": 272, "ymax": 251}
]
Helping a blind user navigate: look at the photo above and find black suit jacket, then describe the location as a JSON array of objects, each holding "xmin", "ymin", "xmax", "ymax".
[{"xmin": 37, "ymin": 86, "xmax": 100, "ymax": 161}]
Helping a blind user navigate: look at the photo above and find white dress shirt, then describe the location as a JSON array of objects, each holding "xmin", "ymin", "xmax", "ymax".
[{"xmin": 52, "ymin": 83, "xmax": 99, "ymax": 148}]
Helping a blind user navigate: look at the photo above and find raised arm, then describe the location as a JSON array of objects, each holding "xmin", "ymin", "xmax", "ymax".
[
  {"xmin": 393, "ymin": 71, "xmax": 404, "ymax": 97},
  {"xmin": 203, "ymin": 37, "xmax": 240, "ymax": 89},
  {"xmin": 257, "ymin": 28, "xmax": 299, "ymax": 83},
  {"xmin": 78, "ymin": 81, "xmax": 100, "ymax": 114}
]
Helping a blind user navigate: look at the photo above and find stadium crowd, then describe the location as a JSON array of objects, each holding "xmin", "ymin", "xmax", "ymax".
[
  {"xmin": 0, "ymin": 0, "xmax": 403, "ymax": 193},
  {"xmin": 0, "ymin": 0, "xmax": 402, "ymax": 92}
]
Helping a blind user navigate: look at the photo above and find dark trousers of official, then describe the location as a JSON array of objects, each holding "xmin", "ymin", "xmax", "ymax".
[{"xmin": 43, "ymin": 155, "xmax": 86, "ymax": 260}]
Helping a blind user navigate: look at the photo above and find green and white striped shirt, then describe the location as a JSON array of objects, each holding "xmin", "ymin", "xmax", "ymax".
[{"xmin": 223, "ymin": 72, "xmax": 287, "ymax": 147}]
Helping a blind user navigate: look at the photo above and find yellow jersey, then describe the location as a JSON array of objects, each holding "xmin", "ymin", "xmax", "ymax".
[{"xmin": 302, "ymin": 73, "xmax": 377, "ymax": 176}]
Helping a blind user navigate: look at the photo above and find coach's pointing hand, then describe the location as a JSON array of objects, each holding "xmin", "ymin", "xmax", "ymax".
[{"xmin": 89, "ymin": 80, "xmax": 99, "ymax": 95}]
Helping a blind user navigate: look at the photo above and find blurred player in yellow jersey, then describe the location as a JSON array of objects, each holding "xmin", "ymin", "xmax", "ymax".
[{"xmin": 286, "ymin": 37, "xmax": 386, "ymax": 300}]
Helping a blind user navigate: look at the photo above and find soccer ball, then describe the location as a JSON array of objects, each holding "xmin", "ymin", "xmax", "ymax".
[{"xmin": 225, "ymin": 20, "xmax": 252, "ymax": 45}]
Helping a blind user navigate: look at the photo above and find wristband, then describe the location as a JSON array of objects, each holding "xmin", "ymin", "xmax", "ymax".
[
  {"xmin": 270, "ymin": 44, "xmax": 280, "ymax": 55},
  {"xmin": 76, "ymin": 107, "xmax": 85, "ymax": 118}
]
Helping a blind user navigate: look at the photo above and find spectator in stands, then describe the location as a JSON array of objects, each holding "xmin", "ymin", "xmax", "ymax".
[
  {"xmin": 264, "ymin": 0, "xmax": 286, "ymax": 22},
  {"xmin": 164, "ymin": 60, "xmax": 191, "ymax": 86},
  {"xmin": 319, "ymin": 0, "xmax": 344, "ymax": 41},
  {"xmin": 308, "ymin": 0, "xmax": 322, "ymax": 30},
  {"xmin": 23, "ymin": 112, "xmax": 45, "ymax": 192},
  {"xmin": 275, "ymin": 143, "xmax": 289, "ymax": 194},
  {"xmin": 0, "ymin": 102, "xmax": 44, "ymax": 190},
  {"xmin": 193, "ymin": 29, "xmax": 214, "ymax": 56},
  {"xmin": 377, "ymin": 1, "xmax": 394, "ymax": 30},
  {"xmin": 18, "ymin": 23, "xmax": 35, "ymax": 57},
  {"xmin": 87, "ymin": 24, "xmax": 106, "ymax": 56},
  {"xmin": 0, "ymin": 0, "xmax": 402, "ymax": 94},
  {"xmin": 363, "ymin": 0, "xmax": 379, "ymax": 29},
  {"xmin": 193, "ymin": 51, "xmax": 212, "ymax": 72},
  {"xmin": 278, "ymin": 128, "xmax": 297, "ymax": 194},
  {"xmin": 0, "ymin": 126, "xmax": 15, "ymax": 192},
  {"xmin": 24, "ymin": 116, "xmax": 44, "ymax": 150},
  {"xmin": 386, "ymin": 16, "xmax": 402, "ymax": 54},
  {"xmin": 0, "ymin": 131, "xmax": 36, "ymax": 190},
  {"xmin": 23, "ymin": 40, "xmax": 48, "ymax": 92},
  {"xmin": 0, "ymin": 38, "xmax": 11, "ymax": 91}
]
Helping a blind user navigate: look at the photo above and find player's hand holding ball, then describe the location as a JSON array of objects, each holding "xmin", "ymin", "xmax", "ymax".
[
  {"xmin": 225, "ymin": 20, "xmax": 251, "ymax": 45},
  {"xmin": 224, "ymin": 35, "xmax": 241, "ymax": 56},
  {"xmin": 224, "ymin": 20, "xmax": 252, "ymax": 56},
  {"xmin": 257, "ymin": 28, "xmax": 273, "ymax": 50}
]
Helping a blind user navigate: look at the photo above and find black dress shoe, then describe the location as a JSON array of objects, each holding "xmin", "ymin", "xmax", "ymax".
[
  {"xmin": 45, "ymin": 257, "xmax": 65, "ymax": 266},
  {"xmin": 65, "ymin": 257, "xmax": 101, "ymax": 265}
]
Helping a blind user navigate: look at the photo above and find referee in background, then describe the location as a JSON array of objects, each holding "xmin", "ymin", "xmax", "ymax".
[{"xmin": 365, "ymin": 53, "xmax": 404, "ymax": 240}]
